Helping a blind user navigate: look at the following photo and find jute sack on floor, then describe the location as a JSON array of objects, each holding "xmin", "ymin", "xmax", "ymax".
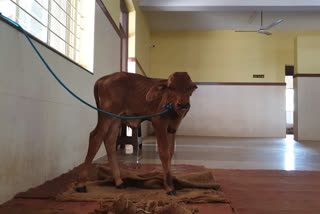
[
  {"xmin": 57, "ymin": 166, "xmax": 226, "ymax": 204},
  {"xmin": 92, "ymin": 197, "xmax": 199, "ymax": 214}
]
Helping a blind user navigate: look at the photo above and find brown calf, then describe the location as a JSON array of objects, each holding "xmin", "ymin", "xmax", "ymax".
[{"xmin": 82, "ymin": 72, "xmax": 197, "ymax": 195}]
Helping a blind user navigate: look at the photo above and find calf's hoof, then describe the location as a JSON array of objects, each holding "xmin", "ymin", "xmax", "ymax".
[
  {"xmin": 116, "ymin": 182, "xmax": 127, "ymax": 189},
  {"xmin": 167, "ymin": 190, "xmax": 177, "ymax": 196},
  {"xmin": 75, "ymin": 185, "xmax": 87, "ymax": 193}
]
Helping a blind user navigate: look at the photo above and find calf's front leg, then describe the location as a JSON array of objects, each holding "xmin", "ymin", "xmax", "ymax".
[
  {"xmin": 152, "ymin": 120, "xmax": 176, "ymax": 195},
  {"xmin": 167, "ymin": 119, "xmax": 182, "ymax": 167}
]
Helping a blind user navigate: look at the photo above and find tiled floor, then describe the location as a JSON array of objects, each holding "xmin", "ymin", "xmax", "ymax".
[
  {"xmin": 3, "ymin": 135, "xmax": 320, "ymax": 214},
  {"xmin": 97, "ymin": 134, "xmax": 320, "ymax": 171}
]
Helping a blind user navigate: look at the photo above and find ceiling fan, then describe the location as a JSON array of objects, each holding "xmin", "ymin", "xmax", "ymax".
[{"xmin": 235, "ymin": 11, "xmax": 283, "ymax": 35}]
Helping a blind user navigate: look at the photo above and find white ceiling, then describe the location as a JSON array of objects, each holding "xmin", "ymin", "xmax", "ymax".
[
  {"xmin": 139, "ymin": 0, "xmax": 320, "ymax": 11},
  {"xmin": 139, "ymin": 0, "xmax": 320, "ymax": 31}
]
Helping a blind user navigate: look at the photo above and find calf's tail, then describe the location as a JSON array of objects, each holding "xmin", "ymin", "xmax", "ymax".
[{"xmin": 94, "ymin": 81, "xmax": 100, "ymax": 110}]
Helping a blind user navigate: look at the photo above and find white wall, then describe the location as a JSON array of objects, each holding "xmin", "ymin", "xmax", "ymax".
[
  {"xmin": 178, "ymin": 84, "xmax": 286, "ymax": 137},
  {"xmin": 0, "ymin": 2, "xmax": 120, "ymax": 204},
  {"xmin": 294, "ymin": 77, "xmax": 320, "ymax": 141}
]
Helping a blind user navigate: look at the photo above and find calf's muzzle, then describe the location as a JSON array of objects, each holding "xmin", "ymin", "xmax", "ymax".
[{"xmin": 177, "ymin": 102, "xmax": 190, "ymax": 109}]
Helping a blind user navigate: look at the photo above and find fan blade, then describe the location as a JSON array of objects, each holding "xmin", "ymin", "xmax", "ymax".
[
  {"xmin": 261, "ymin": 19, "xmax": 283, "ymax": 30},
  {"xmin": 235, "ymin": 30, "xmax": 257, "ymax": 32},
  {"xmin": 259, "ymin": 31, "xmax": 272, "ymax": 35}
]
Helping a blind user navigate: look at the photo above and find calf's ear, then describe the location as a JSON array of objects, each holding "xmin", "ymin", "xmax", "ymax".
[
  {"xmin": 146, "ymin": 83, "xmax": 167, "ymax": 102},
  {"xmin": 190, "ymin": 83, "xmax": 198, "ymax": 93}
]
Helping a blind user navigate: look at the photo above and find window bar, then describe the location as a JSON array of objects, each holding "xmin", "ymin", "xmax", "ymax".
[
  {"xmin": 64, "ymin": 0, "xmax": 67, "ymax": 57},
  {"xmin": 15, "ymin": 0, "xmax": 20, "ymax": 23},
  {"xmin": 66, "ymin": 1, "xmax": 70, "ymax": 58},
  {"xmin": 47, "ymin": 0, "xmax": 51, "ymax": 44},
  {"xmin": 48, "ymin": 6, "xmax": 80, "ymax": 38},
  {"xmin": 9, "ymin": 0, "xmax": 82, "ymax": 63},
  {"xmin": 48, "ymin": 29, "xmax": 74, "ymax": 48},
  {"xmin": 74, "ymin": 0, "xmax": 79, "ymax": 61},
  {"xmin": 52, "ymin": 0, "xmax": 66, "ymax": 12},
  {"xmin": 13, "ymin": 0, "xmax": 81, "ymax": 37},
  {"xmin": 34, "ymin": 0, "xmax": 48, "ymax": 11},
  {"xmin": 10, "ymin": 0, "xmax": 48, "ymax": 28},
  {"xmin": 49, "ymin": 14, "xmax": 79, "ymax": 39},
  {"xmin": 52, "ymin": 0, "xmax": 80, "ymax": 24},
  {"xmin": 49, "ymin": 10, "xmax": 67, "ymax": 27},
  {"xmin": 73, "ymin": 0, "xmax": 77, "ymax": 60},
  {"xmin": 65, "ymin": 0, "xmax": 79, "ymax": 13}
]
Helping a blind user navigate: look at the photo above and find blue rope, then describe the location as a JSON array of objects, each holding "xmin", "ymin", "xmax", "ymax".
[{"xmin": 0, "ymin": 12, "xmax": 174, "ymax": 120}]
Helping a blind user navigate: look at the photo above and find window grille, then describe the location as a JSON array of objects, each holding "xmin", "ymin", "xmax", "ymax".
[{"xmin": 0, "ymin": 0, "xmax": 94, "ymax": 71}]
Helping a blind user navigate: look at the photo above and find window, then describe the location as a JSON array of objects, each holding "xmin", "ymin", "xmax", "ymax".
[{"xmin": 0, "ymin": 0, "xmax": 95, "ymax": 72}]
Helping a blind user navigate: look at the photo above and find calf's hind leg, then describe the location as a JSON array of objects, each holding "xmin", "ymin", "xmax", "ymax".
[
  {"xmin": 76, "ymin": 116, "xmax": 111, "ymax": 192},
  {"xmin": 80, "ymin": 115, "xmax": 113, "ymax": 180},
  {"xmin": 103, "ymin": 118, "xmax": 124, "ymax": 188}
]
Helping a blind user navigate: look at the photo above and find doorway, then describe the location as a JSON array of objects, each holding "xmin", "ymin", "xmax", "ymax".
[
  {"xmin": 120, "ymin": 0, "xmax": 128, "ymax": 72},
  {"xmin": 285, "ymin": 65, "xmax": 294, "ymax": 134}
]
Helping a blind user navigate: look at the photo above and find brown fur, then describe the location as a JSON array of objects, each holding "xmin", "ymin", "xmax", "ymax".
[{"xmin": 82, "ymin": 72, "xmax": 197, "ymax": 193}]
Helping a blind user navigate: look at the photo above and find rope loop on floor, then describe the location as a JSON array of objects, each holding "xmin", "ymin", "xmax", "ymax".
[{"xmin": 0, "ymin": 12, "xmax": 173, "ymax": 120}]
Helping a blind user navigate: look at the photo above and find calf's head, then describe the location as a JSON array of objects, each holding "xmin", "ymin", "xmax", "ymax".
[{"xmin": 146, "ymin": 72, "xmax": 197, "ymax": 117}]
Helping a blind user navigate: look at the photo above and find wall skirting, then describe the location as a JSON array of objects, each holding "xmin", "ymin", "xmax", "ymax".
[
  {"xmin": 196, "ymin": 82, "xmax": 286, "ymax": 86},
  {"xmin": 294, "ymin": 74, "xmax": 320, "ymax": 78}
]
